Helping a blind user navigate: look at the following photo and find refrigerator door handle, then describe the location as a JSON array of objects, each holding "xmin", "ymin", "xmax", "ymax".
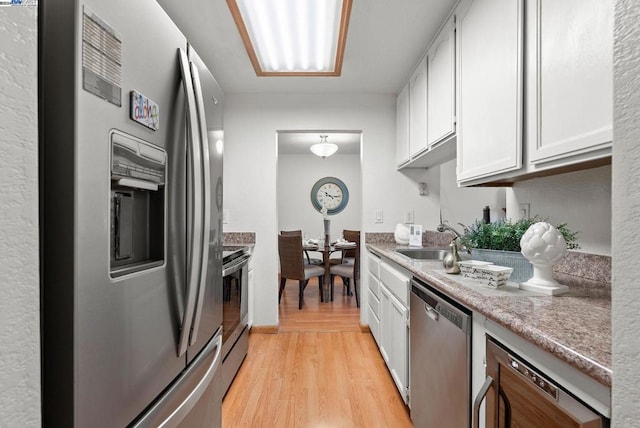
[
  {"xmin": 187, "ymin": 61, "xmax": 212, "ymax": 346},
  {"xmin": 177, "ymin": 48, "xmax": 204, "ymax": 357},
  {"xmin": 131, "ymin": 333, "xmax": 223, "ymax": 428}
]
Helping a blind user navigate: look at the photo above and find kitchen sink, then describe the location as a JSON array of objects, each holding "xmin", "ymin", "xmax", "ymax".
[{"xmin": 395, "ymin": 248, "xmax": 448, "ymax": 260}]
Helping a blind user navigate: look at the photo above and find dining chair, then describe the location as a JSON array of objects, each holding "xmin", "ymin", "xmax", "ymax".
[
  {"xmin": 278, "ymin": 233, "xmax": 325, "ymax": 309},
  {"xmin": 328, "ymin": 229, "xmax": 360, "ymax": 266},
  {"xmin": 334, "ymin": 229, "xmax": 360, "ymax": 296},
  {"xmin": 341, "ymin": 229, "xmax": 360, "ymax": 265},
  {"xmin": 280, "ymin": 229, "xmax": 323, "ymax": 265},
  {"xmin": 329, "ymin": 235, "xmax": 360, "ymax": 307}
]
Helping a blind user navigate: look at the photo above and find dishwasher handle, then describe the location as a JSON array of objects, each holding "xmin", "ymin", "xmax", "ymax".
[
  {"xmin": 473, "ymin": 376, "xmax": 494, "ymax": 428},
  {"xmin": 411, "ymin": 278, "xmax": 471, "ymax": 334},
  {"xmin": 424, "ymin": 303, "xmax": 439, "ymax": 321}
]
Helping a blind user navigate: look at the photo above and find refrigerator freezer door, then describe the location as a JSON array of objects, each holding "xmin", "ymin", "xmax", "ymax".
[
  {"xmin": 132, "ymin": 331, "xmax": 223, "ymax": 427},
  {"xmin": 185, "ymin": 45, "xmax": 224, "ymax": 364}
]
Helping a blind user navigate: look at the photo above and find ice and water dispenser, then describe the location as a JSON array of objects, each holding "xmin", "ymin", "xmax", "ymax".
[{"xmin": 110, "ymin": 130, "xmax": 166, "ymax": 277}]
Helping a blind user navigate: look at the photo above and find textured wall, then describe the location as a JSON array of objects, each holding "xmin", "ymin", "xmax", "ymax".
[
  {"xmin": 613, "ymin": 0, "xmax": 640, "ymax": 424},
  {"xmin": 0, "ymin": 5, "xmax": 41, "ymax": 427}
]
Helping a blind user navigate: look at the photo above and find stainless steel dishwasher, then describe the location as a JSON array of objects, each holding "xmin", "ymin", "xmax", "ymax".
[{"xmin": 410, "ymin": 277, "xmax": 471, "ymax": 428}]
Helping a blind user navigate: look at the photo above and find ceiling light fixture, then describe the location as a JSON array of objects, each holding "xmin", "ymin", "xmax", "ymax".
[
  {"xmin": 226, "ymin": 0, "xmax": 352, "ymax": 76},
  {"xmin": 310, "ymin": 135, "xmax": 338, "ymax": 158}
]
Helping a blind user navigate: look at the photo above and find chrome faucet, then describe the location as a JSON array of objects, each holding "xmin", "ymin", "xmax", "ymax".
[
  {"xmin": 436, "ymin": 221, "xmax": 464, "ymax": 240},
  {"xmin": 437, "ymin": 220, "xmax": 471, "ymax": 254}
]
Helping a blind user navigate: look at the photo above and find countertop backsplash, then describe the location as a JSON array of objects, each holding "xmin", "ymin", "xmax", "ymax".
[
  {"xmin": 223, "ymin": 232, "xmax": 256, "ymax": 245},
  {"xmin": 365, "ymin": 231, "xmax": 611, "ymax": 286}
]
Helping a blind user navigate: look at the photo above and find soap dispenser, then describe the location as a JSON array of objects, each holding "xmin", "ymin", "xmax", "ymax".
[{"xmin": 443, "ymin": 237, "xmax": 461, "ymax": 274}]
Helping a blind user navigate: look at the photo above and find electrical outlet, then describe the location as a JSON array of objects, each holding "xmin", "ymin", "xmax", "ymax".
[
  {"xmin": 519, "ymin": 203, "xmax": 530, "ymax": 219},
  {"xmin": 374, "ymin": 210, "xmax": 383, "ymax": 224},
  {"xmin": 405, "ymin": 209, "xmax": 414, "ymax": 224},
  {"xmin": 223, "ymin": 209, "xmax": 229, "ymax": 224}
]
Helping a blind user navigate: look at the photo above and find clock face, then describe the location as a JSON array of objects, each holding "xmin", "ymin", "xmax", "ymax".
[
  {"xmin": 311, "ymin": 177, "xmax": 349, "ymax": 215},
  {"xmin": 316, "ymin": 182, "xmax": 343, "ymax": 210}
]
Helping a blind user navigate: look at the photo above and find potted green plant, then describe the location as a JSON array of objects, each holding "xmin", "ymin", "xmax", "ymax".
[{"xmin": 459, "ymin": 216, "xmax": 579, "ymax": 282}]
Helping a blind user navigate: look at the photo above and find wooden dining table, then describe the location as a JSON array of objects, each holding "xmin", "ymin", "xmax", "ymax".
[{"xmin": 303, "ymin": 241, "xmax": 357, "ymax": 302}]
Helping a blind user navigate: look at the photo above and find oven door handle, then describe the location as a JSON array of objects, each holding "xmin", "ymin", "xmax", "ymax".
[
  {"xmin": 223, "ymin": 254, "xmax": 251, "ymax": 276},
  {"xmin": 473, "ymin": 375, "xmax": 494, "ymax": 428}
]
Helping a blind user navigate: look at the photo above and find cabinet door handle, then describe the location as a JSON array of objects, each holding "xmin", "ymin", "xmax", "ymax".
[{"xmin": 473, "ymin": 376, "xmax": 494, "ymax": 428}]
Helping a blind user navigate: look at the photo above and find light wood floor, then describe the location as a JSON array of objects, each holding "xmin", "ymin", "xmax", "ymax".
[
  {"xmin": 222, "ymin": 277, "xmax": 413, "ymax": 427},
  {"xmin": 279, "ymin": 276, "xmax": 361, "ymax": 332}
]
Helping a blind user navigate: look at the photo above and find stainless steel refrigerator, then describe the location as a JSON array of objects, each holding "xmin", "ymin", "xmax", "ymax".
[{"xmin": 39, "ymin": 0, "xmax": 224, "ymax": 426}]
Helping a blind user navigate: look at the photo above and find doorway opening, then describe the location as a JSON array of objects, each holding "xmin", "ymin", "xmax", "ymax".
[{"xmin": 276, "ymin": 130, "xmax": 363, "ymax": 331}]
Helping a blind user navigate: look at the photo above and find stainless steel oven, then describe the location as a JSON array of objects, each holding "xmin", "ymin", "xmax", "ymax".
[
  {"xmin": 221, "ymin": 247, "xmax": 251, "ymax": 395},
  {"xmin": 476, "ymin": 335, "xmax": 609, "ymax": 428}
]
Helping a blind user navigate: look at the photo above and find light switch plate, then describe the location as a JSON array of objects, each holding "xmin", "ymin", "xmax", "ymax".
[
  {"xmin": 519, "ymin": 203, "xmax": 530, "ymax": 219},
  {"xmin": 405, "ymin": 210, "xmax": 414, "ymax": 224},
  {"xmin": 223, "ymin": 209, "xmax": 229, "ymax": 224},
  {"xmin": 374, "ymin": 210, "xmax": 383, "ymax": 223}
]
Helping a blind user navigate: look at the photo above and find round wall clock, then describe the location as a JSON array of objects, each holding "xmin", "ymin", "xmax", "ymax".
[{"xmin": 310, "ymin": 176, "xmax": 349, "ymax": 215}]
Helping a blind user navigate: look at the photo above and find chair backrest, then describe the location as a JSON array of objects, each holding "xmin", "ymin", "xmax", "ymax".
[
  {"xmin": 342, "ymin": 229, "xmax": 360, "ymax": 259},
  {"xmin": 280, "ymin": 230, "xmax": 302, "ymax": 236},
  {"xmin": 341, "ymin": 230, "xmax": 360, "ymax": 280},
  {"xmin": 278, "ymin": 233, "xmax": 304, "ymax": 280}
]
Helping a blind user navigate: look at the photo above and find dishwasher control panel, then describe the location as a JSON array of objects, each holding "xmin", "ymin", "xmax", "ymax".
[
  {"xmin": 436, "ymin": 302, "xmax": 465, "ymax": 330},
  {"xmin": 411, "ymin": 279, "xmax": 471, "ymax": 334},
  {"xmin": 507, "ymin": 354, "xmax": 559, "ymax": 400}
]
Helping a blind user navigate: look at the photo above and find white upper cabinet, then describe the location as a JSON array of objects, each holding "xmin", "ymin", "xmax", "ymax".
[
  {"xmin": 456, "ymin": 0, "xmax": 524, "ymax": 184},
  {"xmin": 528, "ymin": 0, "xmax": 613, "ymax": 165},
  {"xmin": 396, "ymin": 13, "xmax": 457, "ymax": 170},
  {"xmin": 409, "ymin": 55, "xmax": 428, "ymax": 157},
  {"xmin": 396, "ymin": 82, "xmax": 410, "ymax": 166},
  {"xmin": 427, "ymin": 16, "xmax": 456, "ymax": 148}
]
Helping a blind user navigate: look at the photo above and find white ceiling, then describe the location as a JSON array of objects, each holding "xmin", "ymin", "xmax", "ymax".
[
  {"xmin": 156, "ymin": 0, "xmax": 458, "ymax": 156},
  {"xmin": 157, "ymin": 0, "xmax": 458, "ymax": 95},
  {"xmin": 277, "ymin": 130, "xmax": 361, "ymax": 155}
]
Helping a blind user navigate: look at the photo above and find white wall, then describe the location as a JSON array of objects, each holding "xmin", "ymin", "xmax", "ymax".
[
  {"xmin": 223, "ymin": 93, "xmax": 443, "ymax": 326},
  {"xmin": 0, "ymin": 6, "xmax": 40, "ymax": 427},
  {"xmin": 278, "ymin": 153, "xmax": 362, "ymax": 241},
  {"xmin": 505, "ymin": 165, "xmax": 612, "ymax": 255},
  {"xmin": 439, "ymin": 159, "xmax": 506, "ymax": 230},
  {"xmin": 613, "ymin": 0, "xmax": 640, "ymax": 424}
]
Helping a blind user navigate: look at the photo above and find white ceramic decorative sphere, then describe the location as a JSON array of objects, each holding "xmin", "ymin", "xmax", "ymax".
[{"xmin": 519, "ymin": 222, "xmax": 569, "ymax": 295}]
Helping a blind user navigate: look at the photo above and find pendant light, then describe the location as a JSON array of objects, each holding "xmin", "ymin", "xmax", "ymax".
[{"xmin": 310, "ymin": 135, "xmax": 338, "ymax": 158}]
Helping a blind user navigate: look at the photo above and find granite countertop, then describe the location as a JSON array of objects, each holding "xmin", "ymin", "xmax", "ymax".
[
  {"xmin": 367, "ymin": 242, "xmax": 612, "ymax": 388},
  {"xmin": 223, "ymin": 232, "xmax": 256, "ymax": 249}
]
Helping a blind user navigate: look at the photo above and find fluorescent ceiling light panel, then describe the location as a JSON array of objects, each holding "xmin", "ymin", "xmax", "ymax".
[{"xmin": 227, "ymin": 0, "xmax": 352, "ymax": 76}]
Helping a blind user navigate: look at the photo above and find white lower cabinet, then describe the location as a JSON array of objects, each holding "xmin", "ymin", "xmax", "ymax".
[
  {"xmin": 388, "ymin": 291, "xmax": 409, "ymax": 403},
  {"xmin": 378, "ymin": 259, "xmax": 410, "ymax": 404},
  {"xmin": 379, "ymin": 285, "xmax": 392, "ymax": 365},
  {"xmin": 367, "ymin": 271, "xmax": 381, "ymax": 345}
]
